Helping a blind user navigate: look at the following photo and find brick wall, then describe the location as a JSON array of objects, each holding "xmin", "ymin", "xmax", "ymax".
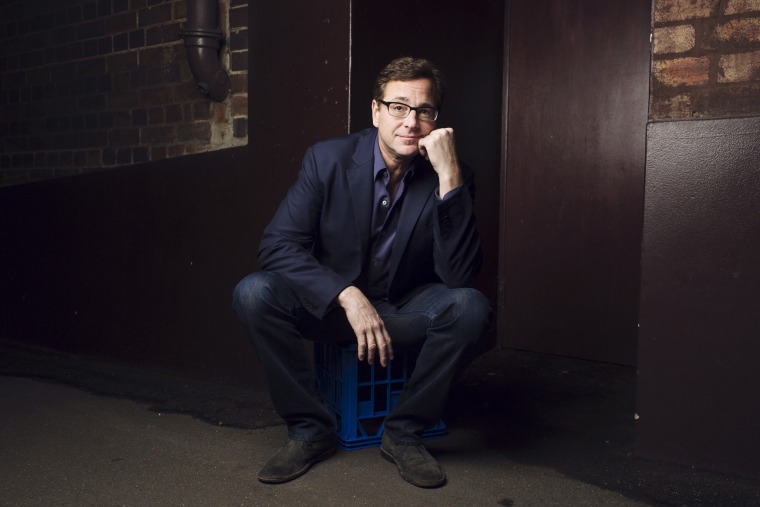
[
  {"xmin": 0, "ymin": 0, "xmax": 248, "ymax": 187},
  {"xmin": 651, "ymin": 0, "xmax": 760, "ymax": 120}
]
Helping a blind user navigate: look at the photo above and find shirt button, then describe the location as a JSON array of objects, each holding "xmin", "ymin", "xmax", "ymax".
[
  {"xmin": 372, "ymin": 259, "xmax": 380, "ymax": 267},
  {"xmin": 381, "ymin": 198, "xmax": 389, "ymax": 207}
]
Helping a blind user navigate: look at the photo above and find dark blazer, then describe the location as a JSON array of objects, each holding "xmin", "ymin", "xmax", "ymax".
[{"xmin": 257, "ymin": 127, "xmax": 482, "ymax": 319}]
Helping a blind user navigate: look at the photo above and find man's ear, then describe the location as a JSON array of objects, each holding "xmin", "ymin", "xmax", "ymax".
[{"xmin": 371, "ymin": 100, "xmax": 380, "ymax": 127}]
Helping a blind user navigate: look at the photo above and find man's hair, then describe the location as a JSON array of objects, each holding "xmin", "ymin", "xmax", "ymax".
[{"xmin": 372, "ymin": 57, "xmax": 447, "ymax": 108}]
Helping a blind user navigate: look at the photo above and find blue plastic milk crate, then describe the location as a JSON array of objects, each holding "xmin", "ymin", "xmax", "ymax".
[{"xmin": 314, "ymin": 342, "xmax": 447, "ymax": 450}]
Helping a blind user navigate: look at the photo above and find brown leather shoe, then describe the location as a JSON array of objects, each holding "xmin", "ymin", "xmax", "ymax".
[
  {"xmin": 380, "ymin": 432, "xmax": 446, "ymax": 488},
  {"xmin": 258, "ymin": 437, "xmax": 337, "ymax": 484}
]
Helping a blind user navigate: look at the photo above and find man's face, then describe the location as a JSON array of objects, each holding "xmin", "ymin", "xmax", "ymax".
[{"xmin": 372, "ymin": 78, "xmax": 437, "ymax": 166}]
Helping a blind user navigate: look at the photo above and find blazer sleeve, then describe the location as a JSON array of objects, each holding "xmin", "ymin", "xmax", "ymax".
[
  {"xmin": 257, "ymin": 146, "xmax": 351, "ymax": 319},
  {"xmin": 432, "ymin": 164, "xmax": 483, "ymax": 288}
]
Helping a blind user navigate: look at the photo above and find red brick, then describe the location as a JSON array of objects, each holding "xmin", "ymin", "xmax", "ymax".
[
  {"xmin": 654, "ymin": 0, "xmax": 719, "ymax": 23},
  {"xmin": 129, "ymin": 28, "xmax": 145, "ymax": 48},
  {"xmin": 138, "ymin": 3, "xmax": 172, "ymax": 28},
  {"xmin": 233, "ymin": 117, "xmax": 247, "ymax": 138},
  {"xmin": 653, "ymin": 56, "xmax": 711, "ymax": 86},
  {"xmin": 193, "ymin": 101, "xmax": 211, "ymax": 120},
  {"xmin": 111, "ymin": 71, "xmax": 132, "ymax": 91},
  {"xmin": 87, "ymin": 149, "xmax": 102, "ymax": 166},
  {"xmin": 229, "ymin": 5, "xmax": 248, "ymax": 29},
  {"xmin": 145, "ymin": 26, "xmax": 163, "ymax": 46},
  {"xmin": 718, "ymin": 50, "xmax": 760, "ymax": 82},
  {"xmin": 148, "ymin": 106, "xmax": 165, "ymax": 124},
  {"xmin": 140, "ymin": 125, "xmax": 176, "ymax": 146},
  {"xmin": 113, "ymin": 110, "xmax": 132, "ymax": 127},
  {"xmin": 77, "ymin": 20, "xmax": 106, "ymax": 41},
  {"xmin": 165, "ymin": 104, "xmax": 183, "ymax": 122},
  {"xmin": 232, "ymin": 94, "xmax": 248, "ymax": 116},
  {"xmin": 176, "ymin": 81, "xmax": 203, "ymax": 101},
  {"xmin": 150, "ymin": 146, "xmax": 167, "ymax": 159},
  {"xmin": 230, "ymin": 29, "xmax": 248, "ymax": 51},
  {"xmin": 212, "ymin": 102, "xmax": 228, "ymax": 123},
  {"xmin": 653, "ymin": 25, "xmax": 696, "ymax": 55},
  {"xmin": 177, "ymin": 122, "xmax": 210, "ymax": 143},
  {"xmin": 106, "ymin": 12, "xmax": 137, "ymax": 33},
  {"xmin": 140, "ymin": 45, "xmax": 171, "ymax": 67},
  {"xmin": 109, "ymin": 89, "xmax": 139, "ymax": 110},
  {"xmin": 167, "ymin": 145, "xmax": 185, "ymax": 157},
  {"xmin": 141, "ymin": 125, "xmax": 176, "ymax": 144},
  {"xmin": 77, "ymin": 94, "xmax": 106, "ymax": 111},
  {"xmin": 725, "ymin": 0, "xmax": 760, "ymax": 15},
  {"xmin": 173, "ymin": 0, "xmax": 187, "ymax": 20},
  {"xmin": 183, "ymin": 144, "xmax": 206, "ymax": 154},
  {"xmin": 160, "ymin": 22, "xmax": 182, "ymax": 43},
  {"xmin": 77, "ymin": 57, "xmax": 107, "ymax": 76},
  {"xmin": 230, "ymin": 51, "xmax": 248, "ymax": 72},
  {"xmin": 107, "ymin": 51, "xmax": 138, "ymax": 71},
  {"xmin": 716, "ymin": 18, "xmax": 760, "ymax": 43},
  {"xmin": 83, "ymin": 131, "xmax": 108, "ymax": 148},
  {"xmin": 139, "ymin": 86, "xmax": 174, "ymax": 107},
  {"xmin": 109, "ymin": 127, "xmax": 139, "ymax": 146}
]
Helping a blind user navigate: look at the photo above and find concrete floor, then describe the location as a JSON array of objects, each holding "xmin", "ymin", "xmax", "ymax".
[{"xmin": 1, "ymin": 340, "xmax": 758, "ymax": 506}]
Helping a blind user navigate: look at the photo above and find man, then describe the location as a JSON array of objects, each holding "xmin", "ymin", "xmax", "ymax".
[{"xmin": 232, "ymin": 57, "xmax": 491, "ymax": 488}]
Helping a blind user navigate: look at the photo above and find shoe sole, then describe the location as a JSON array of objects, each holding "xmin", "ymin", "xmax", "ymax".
[
  {"xmin": 258, "ymin": 446, "xmax": 337, "ymax": 484},
  {"xmin": 380, "ymin": 447, "xmax": 447, "ymax": 488}
]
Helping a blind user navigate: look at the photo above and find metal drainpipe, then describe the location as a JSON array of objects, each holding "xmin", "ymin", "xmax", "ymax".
[{"xmin": 181, "ymin": 0, "xmax": 230, "ymax": 102}]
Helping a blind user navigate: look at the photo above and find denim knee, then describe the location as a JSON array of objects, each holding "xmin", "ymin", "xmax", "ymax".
[
  {"xmin": 449, "ymin": 287, "xmax": 492, "ymax": 343},
  {"xmin": 232, "ymin": 271, "xmax": 281, "ymax": 316}
]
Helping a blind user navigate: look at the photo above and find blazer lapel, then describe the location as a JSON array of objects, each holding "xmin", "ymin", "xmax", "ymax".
[
  {"xmin": 388, "ymin": 161, "xmax": 437, "ymax": 282},
  {"xmin": 346, "ymin": 130, "xmax": 376, "ymax": 258}
]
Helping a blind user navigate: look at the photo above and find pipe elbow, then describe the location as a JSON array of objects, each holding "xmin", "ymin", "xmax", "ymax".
[
  {"xmin": 182, "ymin": 0, "xmax": 230, "ymax": 102},
  {"xmin": 185, "ymin": 42, "xmax": 230, "ymax": 102}
]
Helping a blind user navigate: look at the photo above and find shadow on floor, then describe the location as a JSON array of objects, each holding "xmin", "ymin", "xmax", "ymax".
[
  {"xmin": 1, "ymin": 339, "xmax": 758, "ymax": 506},
  {"xmin": 448, "ymin": 350, "xmax": 760, "ymax": 506}
]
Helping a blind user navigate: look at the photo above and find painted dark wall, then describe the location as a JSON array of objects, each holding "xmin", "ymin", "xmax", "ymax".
[
  {"xmin": 501, "ymin": 0, "xmax": 651, "ymax": 365},
  {"xmin": 637, "ymin": 116, "xmax": 760, "ymax": 480},
  {"xmin": 249, "ymin": 0, "xmax": 351, "ymax": 226},
  {"xmin": 0, "ymin": 148, "xmax": 264, "ymax": 383},
  {"xmin": 350, "ymin": 0, "xmax": 505, "ymax": 332}
]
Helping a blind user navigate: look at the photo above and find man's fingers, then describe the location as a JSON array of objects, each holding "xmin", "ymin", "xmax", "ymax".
[
  {"xmin": 356, "ymin": 334, "xmax": 367, "ymax": 362},
  {"xmin": 385, "ymin": 330, "xmax": 394, "ymax": 363},
  {"xmin": 418, "ymin": 143, "xmax": 429, "ymax": 160},
  {"xmin": 370, "ymin": 329, "xmax": 394, "ymax": 368},
  {"xmin": 367, "ymin": 329, "xmax": 384, "ymax": 366},
  {"xmin": 367, "ymin": 335, "xmax": 378, "ymax": 365},
  {"xmin": 376, "ymin": 329, "xmax": 393, "ymax": 367},
  {"xmin": 357, "ymin": 328, "xmax": 394, "ymax": 367}
]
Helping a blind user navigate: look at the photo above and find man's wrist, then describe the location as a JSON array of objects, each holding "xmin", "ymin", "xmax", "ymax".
[{"xmin": 336, "ymin": 285, "xmax": 358, "ymax": 308}]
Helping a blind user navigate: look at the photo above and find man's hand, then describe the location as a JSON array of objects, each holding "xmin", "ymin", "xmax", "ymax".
[
  {"xmin": 336, "ymin": 286, "xmax": 394, "ymax": 367},
  {"xmin": 418, "ymin": 127, "xmax": 463, "ymax": 197}
]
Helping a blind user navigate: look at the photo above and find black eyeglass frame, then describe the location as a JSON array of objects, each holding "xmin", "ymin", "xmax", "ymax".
[{"xmin": 377, "ymin": 100, "xmax": 439, "ymax": 121}]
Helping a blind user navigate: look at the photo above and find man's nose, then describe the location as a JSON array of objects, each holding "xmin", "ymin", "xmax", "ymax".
[{"xmin": 403, "ymin": 110, "xmax": 420, "ymax": 128}]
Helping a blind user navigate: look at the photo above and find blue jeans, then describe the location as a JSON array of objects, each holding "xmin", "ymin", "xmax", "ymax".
[{"xmin": 232, "ymin": 272, "xmax": 491, "ymax": 444}]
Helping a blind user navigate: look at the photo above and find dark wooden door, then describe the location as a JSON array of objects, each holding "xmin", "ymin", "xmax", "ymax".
[{"xmin": 499, "ymin": 0, "xmax": 651, "ymax": 365}]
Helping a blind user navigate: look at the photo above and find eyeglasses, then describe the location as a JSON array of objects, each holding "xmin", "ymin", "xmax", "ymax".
[{"xmin": 378, "ymin": 100, "xmax": 439, "ymax": 121}]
